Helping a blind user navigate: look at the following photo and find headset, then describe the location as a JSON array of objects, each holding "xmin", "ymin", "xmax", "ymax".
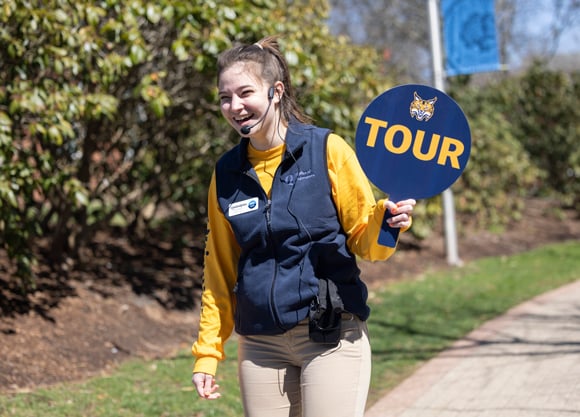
[{"xmin": 240, "ymin": 87, "xmax": 276, "ymax": 135}]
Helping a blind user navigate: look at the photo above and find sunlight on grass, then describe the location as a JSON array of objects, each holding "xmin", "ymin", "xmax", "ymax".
[
  {"xmin": 0, "ymin": 345, "xmax": 242, "ymax": 417},
  {"xmin": 1, "ymin": 241, "xmax": 578, "ymax": 416},
  {"xmin": 367, "ymin": 240, "xmax": 580, "ymax": 401}
]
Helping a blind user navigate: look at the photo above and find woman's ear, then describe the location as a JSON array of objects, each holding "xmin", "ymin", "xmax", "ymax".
[{"xmin": 273, "ymin": 80, "xmax": 285, "ymax": 102}]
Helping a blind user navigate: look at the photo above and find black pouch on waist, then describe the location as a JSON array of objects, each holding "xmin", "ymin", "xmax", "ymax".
[{"xmin": 309, "ymin": 278, "xmax": 344, "ymax": 346}]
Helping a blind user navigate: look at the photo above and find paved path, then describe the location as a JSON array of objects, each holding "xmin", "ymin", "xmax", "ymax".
[{"xmin": 365, "ymin": 279, "xmax": 580, "ymax": 417}]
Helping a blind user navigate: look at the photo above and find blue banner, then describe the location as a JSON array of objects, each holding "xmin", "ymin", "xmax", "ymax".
[{"xmin": 442, "ymin": 0, "xmax": 501, "ymax": 76}]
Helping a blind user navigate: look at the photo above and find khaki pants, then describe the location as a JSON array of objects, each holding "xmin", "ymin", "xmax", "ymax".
[{"xmin": 238, "ymin": 315, "xmax": 371, "ymax": 417}]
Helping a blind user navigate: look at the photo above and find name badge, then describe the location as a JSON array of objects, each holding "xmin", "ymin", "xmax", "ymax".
[{"xmin": 228, "ymin": 197, "xmax": 259, "ymax": 217}]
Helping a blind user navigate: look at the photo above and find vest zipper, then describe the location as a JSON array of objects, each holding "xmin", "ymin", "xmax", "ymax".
[
  {"xmin": 264, "ymin": 198, "xmax": 285, "ymax": 331},
  {"xmin": 244, "ymin": 170, "xmax": 285, "ymax": 331},
  {"xmin": 267, "ymin": 152, "xmax": 299, "ymax": 331}
]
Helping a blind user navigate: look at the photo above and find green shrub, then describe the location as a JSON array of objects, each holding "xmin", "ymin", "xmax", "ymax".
[
  {"xmin": 0, "ymin": 0, "xmax": 388, "ymax": 288},
  {"xmin": 510, "ymin": 63, "xmax": 579, "ymax": 206},
  {"xmin": 452, "ymin": 95, "xmax": 542, "ymax": 228}
]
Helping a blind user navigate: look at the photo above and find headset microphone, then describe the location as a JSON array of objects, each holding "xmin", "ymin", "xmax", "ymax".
[{"xmin": 240, "ymin": 87, "xmax": 275, "ymax": 136}]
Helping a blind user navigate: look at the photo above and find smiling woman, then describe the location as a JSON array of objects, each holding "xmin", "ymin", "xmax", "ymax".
[
  {"xmin": 218, "ymin": 60, "xmax": 285, "ymax": 148},
  {"xmin": 189, "ymin": 35, "xmax": 415, "ymax": 417},
  {"xmin": 215, "ymin": 38, "xmax": 312, "ymax": 150}
]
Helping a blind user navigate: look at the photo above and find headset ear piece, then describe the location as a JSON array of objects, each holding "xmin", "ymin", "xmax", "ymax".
[{"xmin": 268, "ymin": 87, "xmax": 275, "ymax": 100}]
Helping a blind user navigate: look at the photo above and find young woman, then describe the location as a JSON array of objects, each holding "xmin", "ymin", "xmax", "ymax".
[{"xmin": 191, "ymin": 35, "xmax": 416, "ymax": 417}]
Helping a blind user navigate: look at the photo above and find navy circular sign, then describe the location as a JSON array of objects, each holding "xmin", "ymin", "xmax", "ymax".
[{"xmin": 355, "ymin": 84, "xmax": 471, "ymax": 201}]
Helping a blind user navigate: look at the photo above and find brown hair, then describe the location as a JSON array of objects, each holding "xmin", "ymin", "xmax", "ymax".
[{"xmin": 216, "ymin": 35, "xmax": 311, "ymax": 124}]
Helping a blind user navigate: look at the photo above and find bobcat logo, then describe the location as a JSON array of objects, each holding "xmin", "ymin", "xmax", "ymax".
[{"xmin": 410, "ymin": 92, "xmax": 437, "ymax": 122}]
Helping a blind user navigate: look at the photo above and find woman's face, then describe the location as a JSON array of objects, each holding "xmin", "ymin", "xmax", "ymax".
[{"xmin": 218, "ymin": 62, "xmax": 275, "ymax": 137}]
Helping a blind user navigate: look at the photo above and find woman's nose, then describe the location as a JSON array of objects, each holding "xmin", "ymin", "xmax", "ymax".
[{"xmin": 230, "ymin": 95, "xmax": 244, "ymax": 112}]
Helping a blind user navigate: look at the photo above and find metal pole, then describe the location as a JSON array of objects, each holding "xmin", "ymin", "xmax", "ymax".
[
  {"xmin": 428, "ymin": 0, "xmax": 445, "ymax": 91},
  {"xmin": 428, "ymin": 0, "xmax": 462, "ymax": 266}
]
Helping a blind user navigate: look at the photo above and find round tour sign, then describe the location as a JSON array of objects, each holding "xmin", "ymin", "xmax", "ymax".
[{"xmin": 355, "ymin": 84, "xmax": 471, "ymax": 247}]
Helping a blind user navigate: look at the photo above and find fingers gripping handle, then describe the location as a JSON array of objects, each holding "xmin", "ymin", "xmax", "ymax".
[{"xmin": 378, "ymin": 210, "xmax": 400, "ymax": 247}]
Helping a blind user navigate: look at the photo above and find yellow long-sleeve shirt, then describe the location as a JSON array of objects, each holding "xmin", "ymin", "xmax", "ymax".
[{"xmin": 192, "ymin": 133, "xmax": 408, "ymax": 376}]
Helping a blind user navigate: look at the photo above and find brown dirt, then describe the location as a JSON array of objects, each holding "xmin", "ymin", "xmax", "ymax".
[{"xmin": 0, "ymin": 198, "xmax": 578, "ymax": 393}]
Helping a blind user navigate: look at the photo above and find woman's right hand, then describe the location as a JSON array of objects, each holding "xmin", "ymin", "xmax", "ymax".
[{"xmin": 192, "ymin": 372, "xmax": 222, "ymax": 400}]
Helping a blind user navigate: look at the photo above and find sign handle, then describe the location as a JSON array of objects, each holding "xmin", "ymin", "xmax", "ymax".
[{"xmin": 378, "ymin": 211, "xmax": 400, "ymax": 247}]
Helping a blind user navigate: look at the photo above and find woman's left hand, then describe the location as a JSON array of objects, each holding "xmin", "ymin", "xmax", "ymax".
[{"xmin": 384, "ymin": 199, "xmax": 416, "ymax": 229}]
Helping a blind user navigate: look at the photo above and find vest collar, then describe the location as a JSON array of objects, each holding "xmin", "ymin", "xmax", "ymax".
[{"xmin": 236, "ymin": 120, "xmax": 310, "ymax": 171}]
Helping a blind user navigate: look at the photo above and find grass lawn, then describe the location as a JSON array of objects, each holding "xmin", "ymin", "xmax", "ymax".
[{"xmin": 1, "ymin": 240, "xmax": 578, "ymax": 417}]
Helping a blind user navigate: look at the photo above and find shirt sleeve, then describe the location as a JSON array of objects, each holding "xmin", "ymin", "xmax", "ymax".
[
  {"xmin": 191, "ymin": 171, "xmax": 240, "ymax": 376},
  {"xmin": 326, "ymin": 133, "xmax": 409, "ymax": 261}
]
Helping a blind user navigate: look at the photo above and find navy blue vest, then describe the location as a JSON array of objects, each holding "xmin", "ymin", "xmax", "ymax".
[{"xmin": 215, "ymin": 121, "xmax": 369, "ymax": 335}]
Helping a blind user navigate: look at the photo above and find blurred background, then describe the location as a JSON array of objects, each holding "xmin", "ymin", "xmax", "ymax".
[{"xmin": 0, "ymin": 0, "xmax": 578, "ymax": 292}]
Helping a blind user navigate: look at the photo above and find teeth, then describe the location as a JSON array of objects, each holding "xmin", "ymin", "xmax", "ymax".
[{"xmin": 235, "ymin": 115, "xmax": 253, "ymax": 123}]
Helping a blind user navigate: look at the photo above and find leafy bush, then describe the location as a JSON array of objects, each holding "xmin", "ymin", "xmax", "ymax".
[
  {"xmin": 450, "ymin": 79, "xmax": 540, "ymax": 228},
  {"xmin": 508, "ymin": 62, "xmax": 579, "ymax": 206},
  {"xmin": 446, "ymin": 62, "xmax": 579, "ymax": 230},
  {"xmin": 0, "ymin": 0, "xmax": 388, "ymax": 287}
]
